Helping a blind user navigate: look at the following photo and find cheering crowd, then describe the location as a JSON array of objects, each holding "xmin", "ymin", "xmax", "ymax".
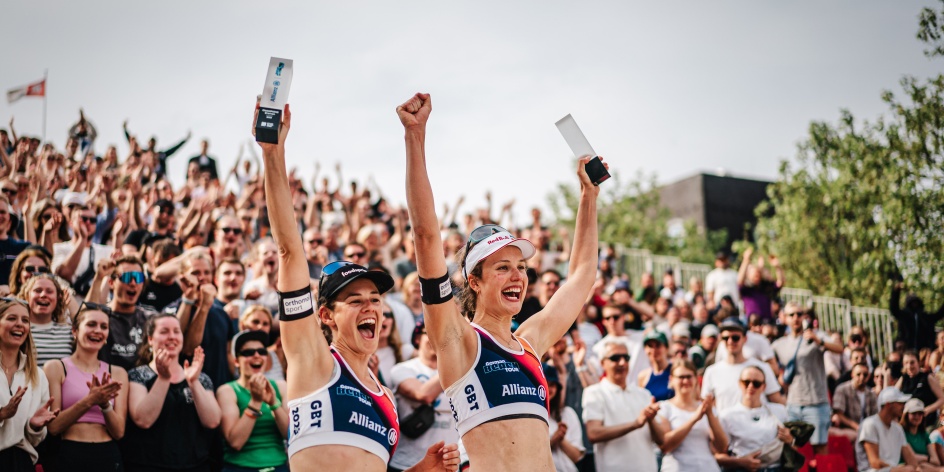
[{"xmin": 0, "ymin": 99, "xmax": 941, "ymax": 472}]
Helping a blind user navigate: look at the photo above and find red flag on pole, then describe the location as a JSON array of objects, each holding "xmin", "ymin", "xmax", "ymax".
[{"xmin": 6, "ymin": 78, "xmax": 46, "ymax": 104}]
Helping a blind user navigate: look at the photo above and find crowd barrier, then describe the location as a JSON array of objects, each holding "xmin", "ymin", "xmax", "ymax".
[{"xmin": 608, "ymin": 245, "xmax": 895, "ymax": 361}]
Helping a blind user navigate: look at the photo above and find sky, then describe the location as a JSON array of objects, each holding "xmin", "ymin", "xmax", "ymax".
[{"xmin": 1, "ymin": 1, "xmax": 939, "ymax": 226}]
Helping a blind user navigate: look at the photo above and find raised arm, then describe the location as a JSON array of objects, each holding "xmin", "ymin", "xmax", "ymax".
[
  {"xmin": 399, "ymin": 93, "xmax": 474, "ymax": 383},
  {"xmin": 517, "ymin": 156, "xmax": 601, "ymax": 355},
  {"xmin": 255, "ymin": 102, "xmax": 332, "ymax": 400}
]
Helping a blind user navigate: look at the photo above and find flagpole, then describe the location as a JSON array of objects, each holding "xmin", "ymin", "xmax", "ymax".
[{"xmin": 42, "ymin": 69, "xmax": 47, "ymax": 145}]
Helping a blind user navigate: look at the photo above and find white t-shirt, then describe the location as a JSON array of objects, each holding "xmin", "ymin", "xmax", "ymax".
[
  {"xmin": 856, "ymin": 414, "xmax": 907, "ymax": 472},
  {"xmin": 701, "ymin": 358, "xmax": 780, "ymax": 411},
  {"xmin": 549, "ymin": 406, "xmax": 585, "ymax": 472},
  {"xmin": 389, "ymin": 358, "xmax": 458, "ymax": 470},
  {"xmin": 705, "ymin": 267, "xmax": 739, "ymax": 305},
  {"xmin": 375, "ymin": 344, "xmax": 414, "ymax": 386},
  {"xmin": 582, "ymin": 379, "xmax": 658, "ymax": 472},
  {"xmin": 577, "ymin": 322, "xmax": 603, "ymax": 350},
  {"xmin": 714, "ymin": 331, "xmax": 775, "ymax": 363},
  {"xmin": 658, "ymin": 401, "xmax": 721, "ymax": 472},
  {"xmin": 719, "ymin": 402, "xmax": 788, "ymax": 458},
  {"xmin": 51, "ymin": 241, "xmax": 114, "ymax": 284},
  {"xmin": 592, "ymin": 331, "xmax": 651, "ymax": 384}
]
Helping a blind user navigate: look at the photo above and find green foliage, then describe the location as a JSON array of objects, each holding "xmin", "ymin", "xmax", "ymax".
[
  {"xmin": 548, "ymin": 168, "xmax": 726, "ymax": 266},
  {"xmin": 752, "ymin": 4, "xmax": 944, "ymax": 308}
]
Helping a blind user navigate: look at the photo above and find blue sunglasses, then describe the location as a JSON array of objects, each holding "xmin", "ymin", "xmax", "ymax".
[
  {"xmin": 319, "ymin": 261, "xmax": 354, "ymax": 294},
  {"xmin": 117, "ymin": 271, "xmax": 146, "ymax": 284}
]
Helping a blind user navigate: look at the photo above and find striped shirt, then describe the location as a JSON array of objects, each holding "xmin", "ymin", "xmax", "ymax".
[{"xmin": 32, "ymin": 322, "xmax": 74, "ymax": 367}]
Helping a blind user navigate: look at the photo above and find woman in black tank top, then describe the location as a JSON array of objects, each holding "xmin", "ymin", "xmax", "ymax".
[{"xmin": 898, "ymin": 350, "xmax": 944, "ymax": 427}]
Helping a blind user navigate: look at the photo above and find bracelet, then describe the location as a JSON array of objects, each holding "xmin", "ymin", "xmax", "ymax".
[
  {"xmin": 245, "ymin": 406, "xmax": 262, "ymax": 418},
  {"xmin": 100, "ymin": 402, "xmax": 113, "ymax": 412},
  {"xmin": 268, "ymin": 399, "xmax": 282, "ymax": 410},
  {"xmin": 181, "ymin": 298, "xmax": 197, "ymax": 307}
]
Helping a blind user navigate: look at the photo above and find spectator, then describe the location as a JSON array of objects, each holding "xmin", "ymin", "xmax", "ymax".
[
  {"xmin": 856, "ymin": 387, "xmax": 922, "ymax": 472},
  {"xmin": 101, "ymin": 256, "xmax": 158, "ymax": 370},
  {"xmin": 592, "ymin": 303, "xmax": 651, "ymax": 386},
  {"xmin": 388, "ymin": 321, "xmax": 458, "ymax": 471},
  {"xmin": 771, "ymin": 302, "xmax": 843, "ymax": 455},
  {"xmin": 544, "ymin": 363, "xmax": 585, "ymax": 472},
  {"xmin": 831, "ymin": 362, "xmax": 879, "ymax": 444},
  {"xmin": 29, "ymin": 200, "xmax": 68, "ymax": 255},
  {"xmin": 897, "ymin": 350, "xmax": 944, "ymax": 428},
  {"xmin": 124, "ymin": 314, "xmax": 221, "ymax": 472},
  {"xmin": 844, "ymin": 326, "xmax": 875, "ymax": 372},
  {"xmin": 714, "ymin": 313, "xmax": 779, "ymax": 377},
  {"xmin": 689, "ymin": 324, "xmax": 719, "ymax": 373},
  {"xmin": 302, "ymin": 228, "xmax": 326, "ymax": 279},
  {"xmin": 138, "ymin": 239, "xmax": 183, "ymax": 313},
  {"xmin": 237, "ymin": 305, "xmax": 283, "ymax": 382},
  {"xmin": 575, "ymin": 303, "xmax": 603, "ymax": 349},
  {"xmin": 0, "ymin": 195, "xmax": 30, "ymax": 285},
  {"xmin": 121, "ymin": 199, "xmax": 176, "ymax": 255},
  {"xmin": 736, "ymin": 248, "xmax": 784, "ymax": 323},
  {"xmin": 216, "ymin": 330, "xmax": 288, "ymax": 472},
  {"xmin": 188, "ymin": 139, "xmax": 219, "ymax": 181},
  {"xmin": 659, "ymin": 271, "xmax": 685, "ymax": 306},
  {"xmin": 583, "ymin": 341, "xmax": 667, "ymax": 472},
  {"xmin": 216, "ymin": 257, "xmax": 248, "ymax": 320},
  {"xmin": 4, "ymin": 247, "xmax": 52, "ymax": 299},
  {"xmin": 22, "ymin": 274, "xmax": 73, "ymax": 367},
  {"xmin": 52, "ymin": 204, "xmax": 114, "ymax": 295},
  {"xmin": 637, "ymin": 331, "xmax": 674, "ymax": 401},
  {"xmin": 211, "ymin": 216, "xmax": 245, "ymax": 263},
  {"xmin": 635, "ymin": 272, "xmax": 658, "ymax": 306},
  {"xmin": 375, "ymin": 308, "xmax": 412, "ymax": 386},
  {"xmin": 701, "ymin": 318, "xmax": 782, "ymax": 410},
  {"xmin": 516, "ymin": 269, "xmax": 563, "ymax": 325},
  {"xmin": 43, "ymin": 306, "xmax": 128, "ymax": 472},
  {"xmin": 684, "ymin": 277, "xmax": 703, "ymax": 306},
  {"xmin": 658, "ymin": 361, "xmax": 728, "ymax": 472},
  {"xmin": 891, "ymin": 280, "xmax": 944, "ymax": 352},
  {"xmin": 705, "ymin": 251, "xmax": 739, "ymax": 309},
  {"xmin": 901, "ymin": 398, "xmax": 942, "ymax": 467},
  {"xmin": 717, "ymin": 365, "xmax": 794, "ymax": 472},
  {"xmin": 122, "ymin": 121, "xmax": 190, "ymax": 180},
  {"xmin": 0, "ymin": 298, "xmax": 57, "ymax": 469},
  {"xmin": 930, "ymin": 330, "xmax": 944, "ymax": 374}
]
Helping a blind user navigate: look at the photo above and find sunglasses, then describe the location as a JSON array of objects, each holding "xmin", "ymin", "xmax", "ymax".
[
  {"xmin": 238, "ymin": 347, "xmax": 267, "ymax": 357},
  {"xmin": 721, "ymin": 335, "xmax": 742, "ymax": 343},
  {"xmin": 850, "ymin": 335, "xmax": 863, "ymax": 343},
  {"xmin": 80, "ymin": 301, "xmax": 113, "ymax": 316},
  {"xmin": 220, "ymin": 227, "xmax": 243, "ymax": 235},
  {"xmin": 306, "ymin": 239, "xmax": 323, "ymax": 245},
  {"xmin": 603, "ymin": 315, "xmax": 623, "ymax": 321},
  {"xmin": 81, "ymin": 216, "xmax": 97, "ymax": 224},
  {"xmin": 383, "ymin": 312, "xmax": 394, "ymax": 319},
  {"xmin": 24, "ymin": 265, "xmax": 50, "ymax": 274},
  {"xmin": 344, "ymin": 251, "xmax": 366, "ymax": 259},
  {"xmin": 116, "ymin": 271, "xmax": 146, "ymax": 284},
  {"xmin": 464, "ymin": 224, "xmax": 507, "ymax": 255},
  {"xmin": 0, "ymin": 296, "xmax": 29, "ymax": 307},
  {"xmin": 674, "ymin": 374, "xmax": 695, "ymax": 380},
  {"xmin": 1, "ymin": 188, "xmax": 16, "ymax": 196},
  {"xmin": 740, "ymin": 379, "xmax": 765, "ymax": 388},
  {"xmin": 605, "ymin": 353, "xmax": 631, "ymax": 363}
]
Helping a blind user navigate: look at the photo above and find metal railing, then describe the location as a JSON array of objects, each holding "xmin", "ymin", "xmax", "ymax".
[{"xmin": 851, "ymin": 306, "xmax": 895, "ymax": 361}]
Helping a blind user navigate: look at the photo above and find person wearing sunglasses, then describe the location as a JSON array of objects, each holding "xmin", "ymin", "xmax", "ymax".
[
  {"xmin": 42, "ymin": 305, "xmax": 128, "ymax": 472},
  {"xmin": 718, "ymin": 365, "xmax": 793, "ymax": 472},
  {"xmin": 216, "ymin": 330, "xmax": 288, "ymax": 472},
  {"xmin": 101, "ymin": 256, "xmax": 159, "ymax": 371},
  {"xmin": 399, "ymin": 93, "xmax": 601, "ymax": 471},
  {"xmin": 0, "ymin": 297, "xmax": 59, "ymax": 471},
  {"xmin": 701, "ymin": 318, "xmax": 783, "ymax": 411},
  {"xmin": 583, "ymin": 341, "xmax": 667, "ymax": 472},
  {"xmin": 213, "ymin": 215, "xmax": 246, "ymax": 262},
  {"xmin": 771, "ymin": 302, "xmax": 843, "ymax": 455},
  {"xmin": 657, "ymin": 361, "xmax": 727, "ymax": 472},
  {"xmin": 6, "ymin": 247, "xmax": 52, "ymax": 299},
  {"xmin": 256, "ymin": 101, "xmax": 459, "ymax": 472},
  {"xmin": 592, "ymin": 303, "xmax": 650, "ymax": 388},
  {"xmin": 51, "ymin": 205, "xmax": 114, "ymax": 292},
  {"xmin": 844, "ymin": 326, "xmax": 875, "ymax": 375},
  {"xmin": 0, "ymin": 195, "xmax": 30, "ymax": 292}
]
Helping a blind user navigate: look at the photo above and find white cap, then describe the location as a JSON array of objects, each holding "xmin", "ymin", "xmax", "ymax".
[
  {"xmin": 463, "ymin": 230, "xmax": 535, "ymax": 280},
  {"xmin": 904, "ymin": 398, "xmax": 926, "ymax": 414},
  {"xmin": 671, "ymin": 322, "xmax": 691, "ymax": 339},
  {"xmin": 701, "ymin": 324, "xmax": 720, "ymax": 338},
  {"xmin": 877, "ymin": 387, "xmax": 911, "ymax": 408},
  {"xmin": 61, "ymin": 191, "xmax": 88, "ymax": 208}
]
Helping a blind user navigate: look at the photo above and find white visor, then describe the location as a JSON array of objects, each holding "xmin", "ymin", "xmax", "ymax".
[{"xmin": 463, "ymin": 231, "xmax": 536, "ymax": 280}]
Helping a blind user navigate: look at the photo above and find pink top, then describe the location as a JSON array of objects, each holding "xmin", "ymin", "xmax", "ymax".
[{"xmin": 60, "ymin": 357, "xmax": 109, "ymax": 425}]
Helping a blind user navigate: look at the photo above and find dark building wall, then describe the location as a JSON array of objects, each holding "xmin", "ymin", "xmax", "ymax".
[{"xmin": 659, "ymin": 173, "xmax": 771, "ymax": 249}]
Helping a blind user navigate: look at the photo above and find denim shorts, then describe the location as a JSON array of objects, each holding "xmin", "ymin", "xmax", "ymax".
[{"xmin": 786, "ymin": 402, "xmax": 831, "ymax": 445}]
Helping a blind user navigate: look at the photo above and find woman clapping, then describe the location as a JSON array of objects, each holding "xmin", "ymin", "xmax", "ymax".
[{"xmin": 658, "ymin": 361, "xmax": 727, "ymax": 472}]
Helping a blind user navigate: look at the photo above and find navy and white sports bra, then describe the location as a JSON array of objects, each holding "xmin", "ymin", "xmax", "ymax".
[
  {"xmin": 287, "ymin": 348, "xmax": 400, "ymax": 463},
  {"xmin": 445, "ymin": 323, "xmax": 549, "ymax": 436}
]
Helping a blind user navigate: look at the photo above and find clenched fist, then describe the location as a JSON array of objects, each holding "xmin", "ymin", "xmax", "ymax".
[{"xmin": 396, "ymin": 93, "xmax": 431, "ymax": 129}]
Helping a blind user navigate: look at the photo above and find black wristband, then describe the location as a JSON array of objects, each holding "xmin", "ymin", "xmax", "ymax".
[
  {"xmin": 278, "ymin": 286, "xmax": 315, "ymax": 321},
  {"xmin": 419, "ymin": 272, "xmax": 453, "ymax": 305}
]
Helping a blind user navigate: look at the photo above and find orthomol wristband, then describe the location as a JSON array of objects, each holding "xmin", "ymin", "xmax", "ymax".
[
  {"xmin": 419, "ymin": 272, "xmax": 453, "ymax": 305},
  {"xmin": 278, "ymin": 286, "xmax": 315, "ymax": 321}
]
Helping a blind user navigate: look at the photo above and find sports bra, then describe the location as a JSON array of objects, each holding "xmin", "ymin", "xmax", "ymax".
[
  {"xmin": 287, "ymin": 348, "xmax": 400, "ymax": 463},
  {"xmin": 445, "ymin": 323, "xmax": 549, "ymax": 437},
  {"xmin": 60, "ymin": 357, "xmax": 110, "ymax": 426}
]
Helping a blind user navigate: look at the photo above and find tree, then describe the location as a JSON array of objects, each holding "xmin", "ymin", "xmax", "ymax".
[
  {"xmin": 751, "ymin": 2, "xmax": 944, "ymax": 308},
  {"xmin": 548, "ymin": 168, "xmax": 726, "ymax": 266}
]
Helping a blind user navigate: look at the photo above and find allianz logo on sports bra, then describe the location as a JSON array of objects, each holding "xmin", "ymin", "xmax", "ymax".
[
  {"xmin": 502, "ymin": 383, "xmax": 546, "ymax": 399},
  {"xmin": 337, "ymin": 385, "xmax": 372, "ymax": 406},
  {"xmin": 349, "ymin": 411, "xmax": 388, "ymax": 437},
  {"xmin": 483, "ymin": 360, "xmax": 520, "ymax": 374}
]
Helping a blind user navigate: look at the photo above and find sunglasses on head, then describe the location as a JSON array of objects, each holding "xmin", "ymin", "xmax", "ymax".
[
  {"xmin": 319, "ymin": 261, "xmax": 355, "ymax": 294},
  {"xmin": 24, "ymin": 265, "xmax": 50, "ymax": 274},
  {"xmin": 0, "ymin": 296, "xmax": 29, "ymax": 307},
  {"xmin": 465, "ymin": 224, "xmax": 508, "ymax": 254},
  {"xmin": 220, "ymin": 227, "xmax": 242, "ymax": 235},
  {"xmin": 116, "ymin": 271, "xmax": 146, "ymax": 284},
  {"xmin": 740, "ymin": 379, "xmax": 764, "ymax": 388},
  {"xmin": 605, "ymin": 353, "xmax": 630, "ymax": 363},
  {"xmin": 80, "ymin": 301, "xmax": 113, "ymax": 316},
  {"xmin": 721, "ymin": 334, "xmax": 742, "ymax": 343},
  {"xmin": 238, "ymin": 347, "xmax": 267, "ymax": 357}
]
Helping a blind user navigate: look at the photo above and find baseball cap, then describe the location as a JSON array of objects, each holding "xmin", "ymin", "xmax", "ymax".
[
  {"xmin": 701, "ymin": 324, "xmax": 720, "ymax": 338},
  {"xmin": 904, "ymin": 398, "xmax": 926, "ymax": 414},
  {"xmin": 543, "ymin": 363, "xmax": 561, "ymax": 386},
  {"xmin": 411, "ymin": 321, "xmax": 426, "ymax": 349},
  {"xmin": 718, "ymin": 317, "xmax": 747, "ymax": 334},
  {"xmin": 643, "ymin": 331, "xmax": 668, "ymax": 347},
  {"xmin": 463, "ymin": 225, "xmax": 535, "ymax": 280},
  {"xmin": 319, "ymin": 261, "xmax": 394, "ymax": 302},
  {"xmin": 231, "ymin": 330, "xmax": 269, "ymax": 358},
  {"xmin": 61, "ymin": 191, "xmax": 88, "ymax": 208},
  {"xmin": 877, "ymin": 387, "xmax": 912, "ymax": 408}
]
